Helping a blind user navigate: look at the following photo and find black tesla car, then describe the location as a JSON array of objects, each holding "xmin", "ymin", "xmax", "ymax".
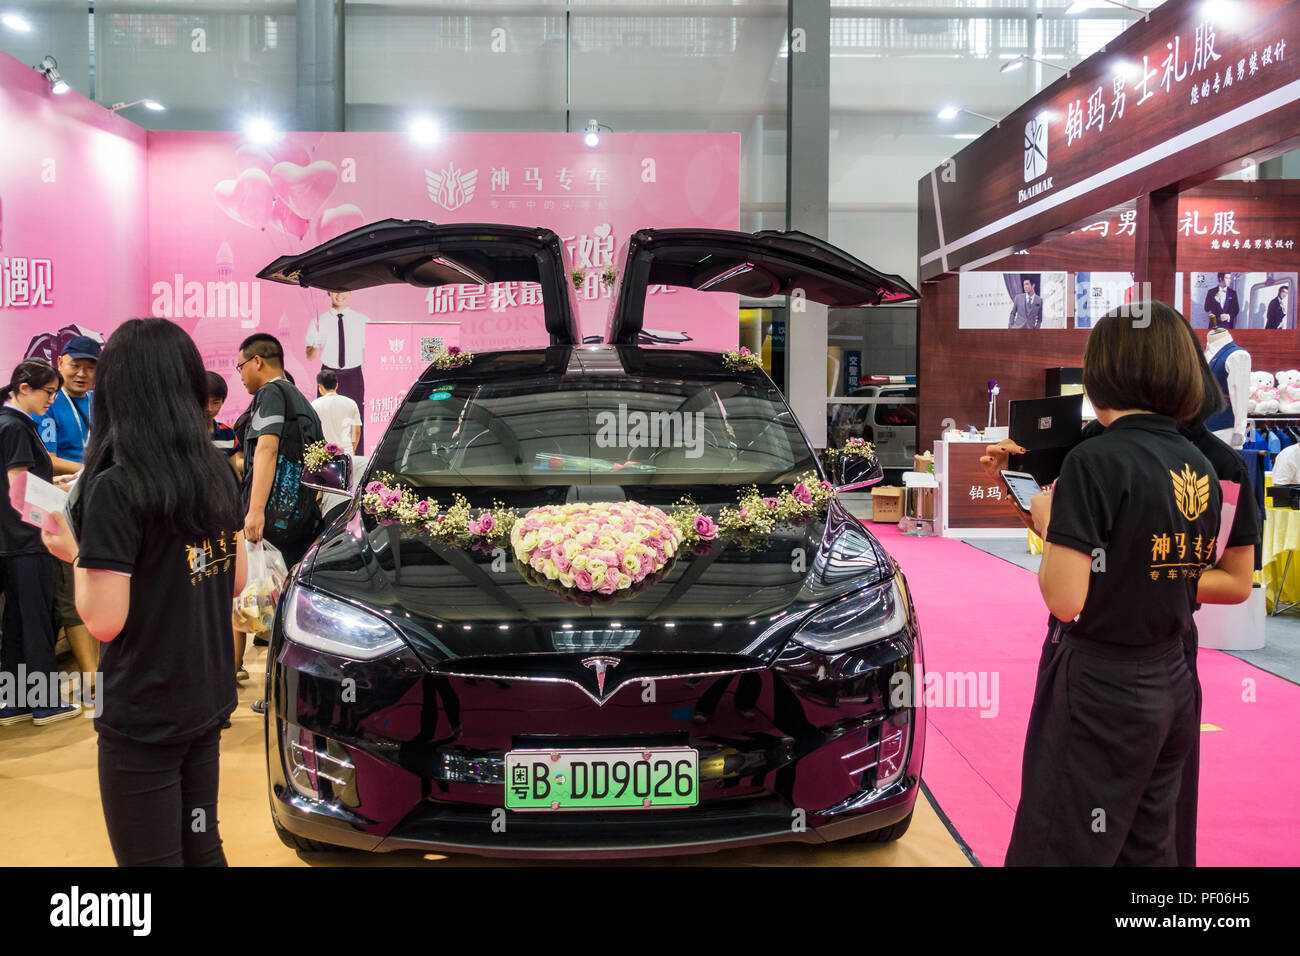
[{"xmin": 256, "ymin": 220, "xmax": 925, "ymax": 858}]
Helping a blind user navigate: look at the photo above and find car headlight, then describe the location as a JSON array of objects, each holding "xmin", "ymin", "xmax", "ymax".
[
  {"xmin": 792, "ymin": 576, "xmax": 908, "ymax": 654},
  {"xmin": 282, "ymin": 584, "xmax": 408, "ymax": 660}
]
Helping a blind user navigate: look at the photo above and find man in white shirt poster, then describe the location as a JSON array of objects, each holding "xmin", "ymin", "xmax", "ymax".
[
  {"xmin": 305, "ymin": 290, "xmax": 369, "ymax": 449},
  {"xmin": 312, "ymin": 369, "xmax": 362, "ymax": 454}
]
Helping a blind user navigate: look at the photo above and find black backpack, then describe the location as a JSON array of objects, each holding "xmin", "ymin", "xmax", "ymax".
[{"xmin": 242, "ymin": 380, "xmax": 325, "ymax": 546}]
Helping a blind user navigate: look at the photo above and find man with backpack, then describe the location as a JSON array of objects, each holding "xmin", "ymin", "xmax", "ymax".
[{"xmin": 235, "ymin": 334, "xmax": 324, "ymax": 715}]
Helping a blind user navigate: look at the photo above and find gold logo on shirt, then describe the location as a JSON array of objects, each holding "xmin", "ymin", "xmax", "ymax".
[{"xmin": 1170, "ymin": 464, "xmax": 1210, "ymax": 522}]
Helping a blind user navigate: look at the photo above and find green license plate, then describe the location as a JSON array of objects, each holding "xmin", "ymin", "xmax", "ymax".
[{"xmin": 505, "ymin": 747, "xmax": 698, "ymax": 812}]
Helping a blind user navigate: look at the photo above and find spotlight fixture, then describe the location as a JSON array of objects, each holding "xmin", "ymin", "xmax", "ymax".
[
  {"xmin": 938, "ymin": 105, "xmax": 1001, "ymax": 129},
  {"xmin": 584, "ymin": 119, "xmax": 612, "ymax": 147},
  {"xmin": 243, "ymin": 116, "xmax": 282, "ymax": 145},
  {"xmin": 1000, "ymin": 54, "xmax": 1072, "ymax": 78},
  {"xmin": 1066, "ymin": 0, "xmax": 1150, "ymax": 20},
  {"xmin": 36, "ymin": 55, "xmax": 68, "ymax": 94},
  {"xmin": 2, "ymin": 12, "xmax": 32, "ymax": 32},
  {"xmin": 408, "ymin": 115, "xmax": 441, "ymax": 146},
  {"xmin": 109, "ymin": 98, "xmax": 165, "ymax": 114}
]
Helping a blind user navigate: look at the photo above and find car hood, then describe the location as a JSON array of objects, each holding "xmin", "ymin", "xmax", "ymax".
[{"xmin": 300, "ymin": 498, "xmax": 895, "ymax": 668}]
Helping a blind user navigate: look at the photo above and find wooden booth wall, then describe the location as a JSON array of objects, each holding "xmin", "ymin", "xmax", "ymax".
[{"xmin": 918, "ymin": 181, "xmax": 1300, "ymax": 450}]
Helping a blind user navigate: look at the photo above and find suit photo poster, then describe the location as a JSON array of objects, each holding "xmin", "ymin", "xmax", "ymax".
[
  {"xmin": 146, "ymin": 131, "xmax": 742, "ymax": 431},
  {"xmin": 957, "ymin": 272, "xmax": 1067, "ymax": 329}
]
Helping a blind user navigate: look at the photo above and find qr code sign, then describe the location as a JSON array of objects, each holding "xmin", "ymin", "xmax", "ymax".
[{"xmin": 420, "ymin": 337, "xmax": 445, "ymax": 362}]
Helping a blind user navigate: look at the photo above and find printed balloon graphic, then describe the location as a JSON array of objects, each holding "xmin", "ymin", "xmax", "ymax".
[
  {"xmin": 315, "ymin": 204, "xmax": 365, "ymax": 243},
  {"xmin": 269, "ymin": 198, "xmax": 310, "ymax": 239},
  {"xmin": 213, "ymin": 169, "xmax": 275, "ymax": 230},
  {"xmin": 267, "ymin": 140, "xmax": 311, "ymax": 168},
  {"xmin": 234, "ymin": 144, "xmax": 275, "ymax": 174},
  {"xmin": 269, "ymin": 160, "xmax": 340, "ymax": 222}
]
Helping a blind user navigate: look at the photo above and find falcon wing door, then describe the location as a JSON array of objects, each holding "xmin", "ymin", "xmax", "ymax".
[{"xmin": 258, "ymin": 218, "xmax": 582, "ymax": 346}]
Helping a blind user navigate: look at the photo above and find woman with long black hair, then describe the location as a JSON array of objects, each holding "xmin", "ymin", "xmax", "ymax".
[
  {"xmin": 42, "ymin": 319, "xmax": 247, "ymax": 866},
  {"xmin": 0, "ymin": 360, "xmax": 79, "ymax": 726}
]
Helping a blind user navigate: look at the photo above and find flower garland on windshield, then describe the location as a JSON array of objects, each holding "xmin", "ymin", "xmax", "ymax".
[
  {"xmin": 823, "ymin": 437, "xmax": 877, "ymax": 463},
  {"xmin": 429, "ymin": 345, "xmax": 474, "ymax": 370},
  {"xmin": 722, "ymin": 346, "xmax": 762, "ymax": 372},
  {"xmin": 358, "ymin": 471, "xmax": 835, "ymax": 566}
]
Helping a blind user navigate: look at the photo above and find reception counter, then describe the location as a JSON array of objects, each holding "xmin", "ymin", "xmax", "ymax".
[{"xmin": 933, "ymin": 438, "xmax": 1025, "ymax": 537}]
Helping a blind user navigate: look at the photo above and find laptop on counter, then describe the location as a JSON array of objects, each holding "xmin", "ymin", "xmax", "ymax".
[{"xmin": 1008, "ymin": 394, "xmax": 1085, "ymax": 485}]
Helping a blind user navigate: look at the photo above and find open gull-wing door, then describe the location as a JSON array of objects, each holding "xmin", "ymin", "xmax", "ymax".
[
  {"xmin": 257, "ymin": 218, "xmax": 583, "ymax": 347},
  {"xmin": 605, "ymin": 228, "xmax": 920, "ymax": 346}
]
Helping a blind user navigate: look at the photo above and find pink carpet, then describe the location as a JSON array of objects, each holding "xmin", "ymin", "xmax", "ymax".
[{"xmin": 872, "ymin": 522, "xmax": 1300, "ymax": 867}]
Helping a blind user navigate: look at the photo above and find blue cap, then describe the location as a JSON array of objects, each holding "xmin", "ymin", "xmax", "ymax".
[{"xmin": 62, "ymin": 335, "xmax": 102, "ymax": 362}]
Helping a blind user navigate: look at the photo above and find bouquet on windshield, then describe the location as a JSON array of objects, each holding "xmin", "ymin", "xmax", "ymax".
[{"xmin": 510, "ymin": 501, "xmax": 682, "ymax": 596}]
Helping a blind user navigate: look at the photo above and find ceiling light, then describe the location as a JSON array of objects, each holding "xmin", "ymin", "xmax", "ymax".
[
  {"xmin": 243, "ymin": 116, "xmax": 281, "ymax": 145},
  {"xmin": 1001, "ymin": 53, "xmax": 1072, "ymax": 77},
  {"xmin": 36, "ymin": 55, "xmax": 68, "ymax": 94},
  {"xmin": 938, "ymin": 105, "xmax": 1002, "ymax": 128},
  {"xmin": 1068, "ymin": 0, "xmax": 1150, "ymax": 20},
  {"xmin": 3, "ymin": 12, "xmax": 32, "ymax": 32},
  {"xmin": 583, "ymin": 119, "xmax": 611, "ymax": 147},
  {"xmin": 408, "ymin": 114, "xmax": 440, "ymax": 146},
  {"xmin": 1000, "ymin": 58, "xmax": 1025, "ymax": 73},
  {"xmin": 109, "ymin": 98, "xmax": 165, "ymax": 114}
]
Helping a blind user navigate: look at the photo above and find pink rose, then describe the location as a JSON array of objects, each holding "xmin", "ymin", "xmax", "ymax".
[
  {"xmin": 694, "ymin": 515, "xmax": 717, "ymax": 541},
  {"xmin": 448, "ymin": 345, "xmax": 461, "ymax": 355},
  {"xmin": 382, "ymin": 490, "xmax": 402, "ymax": 507},
  {"xmin": 598, "ymin": 574, "xmax": 619, "ymax": 595},
  {"xmin": 366, "ymin": 481, "xmax": 384, "ymax": 495},
  {"xmin": 792, "ymin": 483, "xmax": 812, "ymax": 505},
  {"xmin": 556, "ymin": 555, "xmax": 571, "ymax": 574},
  {"xmin": 477, "ymin": 513, "xmax": 495, "ymax": 533},
  {"xmin": 763, "ymin": 497, "xmax": 778, "ymax": 509},
  {"xmin": 739, "ymin": 346, "xmax": 751, "ymax": 357},
  {"xmin": 325, "ymin": 443, "xmax": 344, "ymax": 455},
  {"xmin": 467, "ymin": 519, "xmax": 482, "ymax": 536},
  {"xmin": 821, "ymin": 480, "xmax": 832, "ymax": 492},
  {"xmin": 738, "ymin": 509, "xmax": 750, "ymax": 521},
  {"xmin": 415, "ymin": 500, "xmax": 431, "ymax": 517},
  {"xmin": 573, "ymin": 568, "xmax": 594, "ymax": 591}
]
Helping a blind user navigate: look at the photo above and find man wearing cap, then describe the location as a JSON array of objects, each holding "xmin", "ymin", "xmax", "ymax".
[
  {"xmin": 32, "ymin": 334, "xmax": 101, "ymax": 692},
  {"xmin": 36, "ymin": 335, "xmax": 99, "ymax": 476}
]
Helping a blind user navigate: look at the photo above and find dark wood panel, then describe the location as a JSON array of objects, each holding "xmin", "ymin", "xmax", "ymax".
[
  {"xmin": 918, "ymin": 0, "xmax": 1300, "ymax": 279},
  {"xmin": 943, "ymin": 442, "xmax": 1024, "ymax": 529}
]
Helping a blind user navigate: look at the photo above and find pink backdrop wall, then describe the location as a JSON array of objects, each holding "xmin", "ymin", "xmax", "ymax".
[
  {"xmin": 0, "ymin": 52, "xmax": 150, "ymax": 365},
  {"xmin": 2, "ymin": 48, "xmax": 740, "ymax": 432},
  {"xmin": 146, "ymin": 131, "xmax": 741, "ymax": 422}
]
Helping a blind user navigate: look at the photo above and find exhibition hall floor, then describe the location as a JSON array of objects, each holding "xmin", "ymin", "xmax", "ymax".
[
  {"xmin": 875, "ymin": 523, "xmax": 1300, "ymax": 867},
  {"xmin": 0, "ymin": 644, "xmax": 970, "ymax": 867}
]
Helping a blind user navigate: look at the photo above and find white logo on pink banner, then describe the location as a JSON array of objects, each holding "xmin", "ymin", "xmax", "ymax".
[{"xmin": 425, "ymin": 163, "xmax": 478, "ymax": 211}]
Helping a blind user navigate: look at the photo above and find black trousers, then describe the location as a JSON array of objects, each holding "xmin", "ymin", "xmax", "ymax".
[
  {"xmin": 97, "ymin": 722, "xmax": 228, "ymax": 867},
  {"xmin": 1, "ymin": 553, "xmax": 57, "ymax": 684},
  {"xmin": 1005, "ymin": 632, "xmax": 1198, "ymax": 866},
  {"xmin": 1175, "ymin": 630, "xmax": 1201, "ymax": 867},
  {"xmin": 325, "ymin": 364, "xmax": 365, "ymax": 451}
]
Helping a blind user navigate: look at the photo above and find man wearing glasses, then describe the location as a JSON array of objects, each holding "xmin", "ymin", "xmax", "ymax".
[{"xmin": 235, "ymin": 335, "xmax": 324, "ymax": 713}]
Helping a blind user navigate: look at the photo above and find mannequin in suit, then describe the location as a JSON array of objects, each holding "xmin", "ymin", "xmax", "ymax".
[
  {"xmin": 1266, "ymin": 287, "xmax": 1290, "ymax": 330},
  {"xmin": 1205, "ymin": 327, "xmax": 1251, "ymax": 448},
  {"xmin": 1008, "ymin": 278, "xmax": 1043, "ymax": 329},
  {"xmin": 1203, "ymin": 273, "xmax": 1240, "ymax": 329}
]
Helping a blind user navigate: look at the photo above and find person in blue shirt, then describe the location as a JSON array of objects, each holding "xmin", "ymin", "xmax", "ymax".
[
  {"xmin": 35, "ymin": 335, "xmax": 100, "ymax": 476},
  {"xmin": 32, "ymin": 334, "xmax": 101, "ymax": 692}
]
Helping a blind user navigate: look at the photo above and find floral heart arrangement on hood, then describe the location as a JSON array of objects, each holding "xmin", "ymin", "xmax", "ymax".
[{"xmin": 511, "ymin": 501, "xmax": 682, "ymax": 597}]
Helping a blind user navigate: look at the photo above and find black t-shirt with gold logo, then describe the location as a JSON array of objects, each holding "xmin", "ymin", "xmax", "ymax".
[
  {"xmin": 1046, "ymin": 414, "xmax": 1222, "ymax": 647},
  {"xmin": 77, "ymin": 465, "xmax": 240, "ymax": 741}
]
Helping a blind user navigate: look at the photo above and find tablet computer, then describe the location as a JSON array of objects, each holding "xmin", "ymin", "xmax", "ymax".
[{"xmin": 1000, "ymin": 470, "xmax": 1042, "ymax": 512}]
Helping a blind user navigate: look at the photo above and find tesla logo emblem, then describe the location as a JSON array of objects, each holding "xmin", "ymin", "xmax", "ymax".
[
  {"xmin": 582, "ymin": 657, "xmax": 620, "ymax": 695},
  {"xmin": 425, "ymin": 162, "xmax": 478, "ymax": 211},
  {"xmin": 1024, "ymin": 116, "xmax": 1048, "ymax": 182}
]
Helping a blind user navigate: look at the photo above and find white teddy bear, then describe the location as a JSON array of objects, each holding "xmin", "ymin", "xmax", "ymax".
[
  {"xmin": 1277, "ymin": 370, "xmax": 1300, "ymax": 415},
  {"xmin": 1252, "ymin": 371, "xmax": 1280, "ymax": 416}
]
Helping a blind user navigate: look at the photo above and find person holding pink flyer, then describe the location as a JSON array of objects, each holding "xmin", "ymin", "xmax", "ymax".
[{"xmin": 0, "ymin": 360, "xmax": 79, "ymax": 727}]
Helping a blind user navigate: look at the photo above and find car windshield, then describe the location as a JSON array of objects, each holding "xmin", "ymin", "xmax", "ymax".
[{"xmin": 369, "ymin": 369, "xmax": 818, "ymax": 498}]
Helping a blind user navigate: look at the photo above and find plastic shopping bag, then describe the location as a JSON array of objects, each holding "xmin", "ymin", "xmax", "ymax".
[{"xmin": 232, "ymin": 539, "xmax": 288, "ymax": 635}]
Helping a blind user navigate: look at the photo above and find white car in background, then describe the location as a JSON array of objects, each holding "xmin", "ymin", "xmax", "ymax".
[{"xmin": 829, "ymin": 384, "xmax": 917, "ymax": 471}]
